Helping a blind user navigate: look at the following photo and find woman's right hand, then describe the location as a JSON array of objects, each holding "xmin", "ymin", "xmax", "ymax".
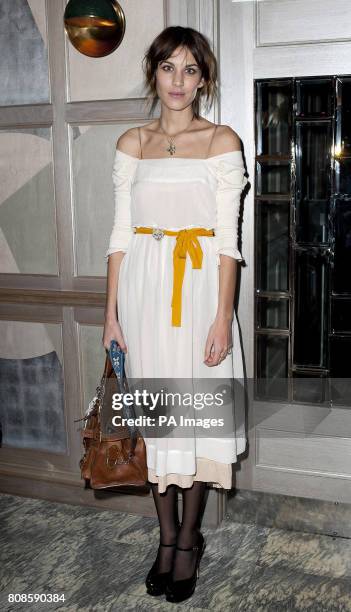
[{"xmin": 102, "ymin": 316, "xmax": 128, "ymax": 353}]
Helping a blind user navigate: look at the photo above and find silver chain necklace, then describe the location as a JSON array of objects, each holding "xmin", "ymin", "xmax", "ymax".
[{"xmin": 159, "ymin": 116, "xmax": 195, "ymax": 156}]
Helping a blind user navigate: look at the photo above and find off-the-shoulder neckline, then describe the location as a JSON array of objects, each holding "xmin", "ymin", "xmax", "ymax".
[{"xmin": 114, "ymin": 148, "xmax": 242, "ymax": 162}]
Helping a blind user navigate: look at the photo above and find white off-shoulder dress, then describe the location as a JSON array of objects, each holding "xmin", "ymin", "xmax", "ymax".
[{"xmin": 105, "ymin": 147, "xmax": 248, "ymax": 493}]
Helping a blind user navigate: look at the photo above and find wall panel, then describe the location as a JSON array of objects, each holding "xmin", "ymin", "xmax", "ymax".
[
  {"xmin": 0, "ymin": 127, "xmax": 58, "ymax": 275},
  {"xmin": 257, "ymin": 0, "xmax": 351, "ymax": 47},
  {"xmin": 0, "ymin": 0, "xmax": 50, "ymax": 106}
]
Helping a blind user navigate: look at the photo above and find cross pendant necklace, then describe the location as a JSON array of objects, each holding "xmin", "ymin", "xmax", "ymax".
[
  {"xmin": 159, "ymin": 116, "xmax": 194, "ymax": 156},
  {"xmin": 166, "ymin": 140, "xmax": 176, "ymax": 156}
]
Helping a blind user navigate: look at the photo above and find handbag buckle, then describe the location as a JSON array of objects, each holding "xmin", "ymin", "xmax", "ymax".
[{"xmin": 106, "ymin": 445, "xmax": 132, "ymax": 468}]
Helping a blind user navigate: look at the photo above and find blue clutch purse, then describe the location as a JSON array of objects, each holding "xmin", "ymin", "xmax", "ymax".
[{"xmin": 108, "ymin": 339, "xmax": 139, "ymax": 437}]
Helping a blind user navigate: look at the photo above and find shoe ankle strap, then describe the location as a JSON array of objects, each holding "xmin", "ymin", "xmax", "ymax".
[
  {"xmin": 175, "ymin": 532, "xmax": 204, "ymax": 552},
  {"xmin": 176, "ymin": 544, "xmax": 200, "ymax": 552}
]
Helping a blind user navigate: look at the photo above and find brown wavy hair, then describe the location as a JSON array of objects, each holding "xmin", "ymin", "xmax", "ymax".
[{"xmin": 142, "ymin": 26, "xmax": 218, "ymax": 119}]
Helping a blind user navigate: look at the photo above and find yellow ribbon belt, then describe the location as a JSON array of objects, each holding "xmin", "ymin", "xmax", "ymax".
[{"xmin": 133, "ymin": 227, "xmax": 215, "ymax": 327}]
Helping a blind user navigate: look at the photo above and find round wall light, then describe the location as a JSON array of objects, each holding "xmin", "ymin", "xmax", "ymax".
[{"xmin": 64, "ymin": 0, "xmax": 125, "ymax": 57}]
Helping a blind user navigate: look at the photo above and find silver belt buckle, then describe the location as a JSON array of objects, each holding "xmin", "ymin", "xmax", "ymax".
[{"xmin": 152, "ymin": 228, "xmax": 164, "ymax": 240}]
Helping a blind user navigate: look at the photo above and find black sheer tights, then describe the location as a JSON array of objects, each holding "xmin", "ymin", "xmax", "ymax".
[
  {"xmin": 151, "ymin": 483, "xmax": 179, "ymax": 574},
  {"xmin": 151, "ymin": 481, "xmax": 206, "ymax": 580},
  {"xmin": 173, "ymin": 481, "xmax": 206, "ymax": 581}
]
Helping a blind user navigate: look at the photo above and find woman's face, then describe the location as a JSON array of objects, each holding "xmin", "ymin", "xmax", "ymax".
[{"xmin": 155, "ymin": 46, "xmax": 204, "ymax": 111}]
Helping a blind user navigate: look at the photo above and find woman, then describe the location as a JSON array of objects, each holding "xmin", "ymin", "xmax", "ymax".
[{"xmin": 103, "ymin": 26, "xmax": 248, "ymax": 604}]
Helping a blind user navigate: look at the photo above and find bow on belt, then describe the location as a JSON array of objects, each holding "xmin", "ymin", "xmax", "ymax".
[{"xmin": 133, "ymin": 227, "xmax": 215, "ymax": 326}]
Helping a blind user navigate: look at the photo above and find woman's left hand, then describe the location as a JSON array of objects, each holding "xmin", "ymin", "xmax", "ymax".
[{"xmin": 203, "ymin": 315, "xmax": 233, "ymax": 367}]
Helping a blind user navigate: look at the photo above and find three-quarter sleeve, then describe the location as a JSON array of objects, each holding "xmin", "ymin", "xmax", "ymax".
[
  {"xmin": 104, "ymin": 150, "xmax": 139, "ymax": 260},
  {"xmin": 213, "ymin": 151, "xmax": 248, "ymax": 266}
]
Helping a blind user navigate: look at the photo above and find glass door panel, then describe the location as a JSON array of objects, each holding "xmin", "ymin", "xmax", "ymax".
[
  {"xmin": 256, "ymin": 161, "xmax": 290, "ymax": 196},
  {"xmin": 330, "ymin": 336, "xmax": 351, "ymax": 405},
  {"xmin": 335, "ymin": 159, "xmax": 351, "ymax": 195},
  {"xmin": 295, "ymin": 122, "xmax": 332, "ymax": 243},
  {"xmin": 296, "ymin": 78, "xmax": 334, "ymax": 117},
  {"xmin": 292, "ymin": 372, "xmax": 328, "ymax": 404},
  {"xmin": 333, "ymin": 198, "xmax": 351, "ymax": 294},
  {"xmin": 331, "ymin": 298, "xmax": 351, "ymax": 333},
  {"xmin": 256, "ymin": 81, "xmax": 292, "ymax": 156},
  {"xmin": 256, "ymin": 335, "xmax": 289, "ymax": 400},
  {"xmin": 257, "ymin": 297, "xmax": 289, "ymax": 330},
  {"xmin": 256, "ymin": 201, "xmax": 290, "ymax": 292},
  {"xmin": 340, "ymin": 79, "xmax": 351, "ymax": 155},
  {"xmin": 293, "ymin": 249, "xmax": 329, "ymax": 368}
]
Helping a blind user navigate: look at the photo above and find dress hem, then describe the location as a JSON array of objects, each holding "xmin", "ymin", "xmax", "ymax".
[{"xmin": 147, "ymin": 457, "xmax": 234, "ymax": 493}]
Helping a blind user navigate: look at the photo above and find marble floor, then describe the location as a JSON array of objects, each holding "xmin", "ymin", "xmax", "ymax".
[{"xmin": 0, "ymin": 492, "xmax": 351, "ymax": 612}]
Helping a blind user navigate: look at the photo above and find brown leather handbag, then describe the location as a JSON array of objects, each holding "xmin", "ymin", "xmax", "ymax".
[{"xmin": 75, "ymin": 340, "xmax": 148, "ymax": 489}]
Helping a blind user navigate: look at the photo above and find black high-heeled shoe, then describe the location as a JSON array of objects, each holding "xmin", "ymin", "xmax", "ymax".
[
  {"xmin": 165, "ymin": 532, "xmax": 206, "ymax": 603},
  {"xmin": 145, "ymin": 541, "xmax": 176, "ymax": 596},
  {"xmin": 145, "ymin": 524, "xmax": 181, "ymax": 597}
]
